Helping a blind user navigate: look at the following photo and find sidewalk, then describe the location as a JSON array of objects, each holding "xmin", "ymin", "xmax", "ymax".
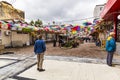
[
  {"xmin": 1, "ymin": 43, "xmax": 120, "ymax": 80},
  {"xmin": 8, "ymin": 59, "xmax": 120, "ymax": 80}
]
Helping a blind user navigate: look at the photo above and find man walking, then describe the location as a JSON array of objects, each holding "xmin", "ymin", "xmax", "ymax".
[
  {"xmin": 105, "ymin": 32, "xmax": 116, "ymax": 66},
  {"xmin": 34, "ymin": 35, "xmax": 46, "ymax": 71}
]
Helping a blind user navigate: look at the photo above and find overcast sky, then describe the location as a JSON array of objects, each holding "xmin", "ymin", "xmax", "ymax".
[{"xmin": 1, "ymin": 0, "xmax": 106, "ymax": 25}]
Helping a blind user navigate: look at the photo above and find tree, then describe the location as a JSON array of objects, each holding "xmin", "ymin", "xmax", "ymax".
[
  {"xmin": 30, "ymin": 20, "xmax": 34, "ymax": 26},
  {"xmin": 35, "ymin": 19, "xmax": 43, "ymax": 27}
]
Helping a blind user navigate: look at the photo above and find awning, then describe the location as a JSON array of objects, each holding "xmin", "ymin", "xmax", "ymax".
[
  {"xmin": 94, "ymin": 20, "xmax": 112, "ymax": 29},
  {"xmin": 100, "ymin": 0, "xmax": 120, "ymax": 20}
]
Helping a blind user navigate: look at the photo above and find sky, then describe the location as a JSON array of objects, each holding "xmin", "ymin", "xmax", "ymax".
[{"xmin": 1, "ymin": 0, "xmax": 106, "ymax": 25}]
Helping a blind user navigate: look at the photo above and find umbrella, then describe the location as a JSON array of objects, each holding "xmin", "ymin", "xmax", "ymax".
[{"xmin": 83, "ymin": 21, "xmax": 92, "ymax": 26}]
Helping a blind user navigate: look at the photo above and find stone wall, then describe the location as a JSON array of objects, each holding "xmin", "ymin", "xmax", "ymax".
[
  {"xmin": 1, "ymin": 29, "xmax": 11, "ymax": 47},
  {"xmin": 11, "ymin": 31, "xmax": 30, "ymax": 47}
]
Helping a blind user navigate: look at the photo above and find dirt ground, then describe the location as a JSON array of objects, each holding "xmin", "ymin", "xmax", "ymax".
[
  {"xmin": 2, "ymin": 43, "xmax": 120, "ymax": 59},
  {"xmin": 3, "ymin": 42, "xmax": 120, "ymax": 59},
  {"xmin": 45, "ymin": 43, "xmax": 107, "ymax": 59}
]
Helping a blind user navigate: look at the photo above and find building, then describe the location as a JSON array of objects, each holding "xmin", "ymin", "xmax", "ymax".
[
  {"xmin": 0, "ymin": 1, "xmax": 29, "ymax": 49},
  {"xmin": 93, "ymin": 4, "xmax": 105, "ymax": 19},
  {"xmin": 100, "ymin": 0, "xmax": 120, "ymax": 54},
  {"xmin": 0, "ymin": 29, "xmax": 30, "ymax": 47},
  {"xmin": 100, "ymin": 0, "xmax": 120, "ymax": 41},
  {"xmin": 93, "ymin": 4, "xmax": 106, "ymax": 48},
  {"xmin": 0, "ymin": 1, "xmax": 24, "ymax": 21}
]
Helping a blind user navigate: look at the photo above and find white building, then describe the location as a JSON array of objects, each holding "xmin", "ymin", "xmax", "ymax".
[
  {"xmin": 93, "ymin": 4, "xmax": 107, "ymax": 48},
  {"xmin": 93, "ymin": 4, "xmax": 105, "ymax": 19}
]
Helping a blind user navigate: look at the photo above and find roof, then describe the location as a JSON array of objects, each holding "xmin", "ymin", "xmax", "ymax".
[{"xmin": 100, "ymin": 0, "xmax": 120, "ymax": 20}]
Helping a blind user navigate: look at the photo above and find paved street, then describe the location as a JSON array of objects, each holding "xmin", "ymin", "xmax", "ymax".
[
  {"xmin": 1, "ymin": 0, "xmax": 120, "ymax": 80},
  {"xmin": 0, "ymin": 43, "xmax": 120, "ymax": 80},
  {"xmin": 14, "ymin": 60, "xmax": 120, "ymax": 80},
  {"xmin": 0, "ymin": 55, "xmax": 120, "ymax": 80}
]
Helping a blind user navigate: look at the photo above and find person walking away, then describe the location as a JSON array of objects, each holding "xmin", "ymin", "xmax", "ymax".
[
  {"xmin": 53, "ymin": 35, "xmax": 56, "ymax": 47},
  {"xmin": 34, "ymin": 35, "xmax": 46, "ymax": 71},
  {"xmin": 59, "ymin": 36, "xmax": 63, "ymax": 47},
  {"xmin": 96, "ymin": 38, "xmax": 101, "ymax": 47},
  {"xmin": 105, "ymin": 32, "xmax": 116, "ymax": 66}
]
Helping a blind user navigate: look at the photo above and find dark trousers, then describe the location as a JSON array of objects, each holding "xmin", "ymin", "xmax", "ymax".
[
  {"xmin": 53, "ymin": 40, "xmax": 56, "ymax": 47},
  {"xmin": 107, "ymin": 52, "xmax": 114, "ymax": 66}
]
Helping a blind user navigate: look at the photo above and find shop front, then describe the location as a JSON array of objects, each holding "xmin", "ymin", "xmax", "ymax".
[
  {"xmin": 100, "ymin": 0, "xmax": 120, "ymax": 54},
  {"xmin": 100, "ymin": 0, "xmax": 120, "ymax": 40},
  {"xmin": 117, "ymin": 20, "xmax": 120, "ymax": 42},
  {"xmin": 94, "ymin": 20, "xmax": 113, "ymax": 48}
]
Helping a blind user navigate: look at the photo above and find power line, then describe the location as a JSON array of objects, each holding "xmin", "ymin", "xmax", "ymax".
[{"xmin": 56, "ymin": 16, "xmax": 99, "ymax": 23}]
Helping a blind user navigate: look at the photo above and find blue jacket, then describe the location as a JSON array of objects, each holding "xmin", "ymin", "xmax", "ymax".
[
  {"xmin": 105, "ymin": 36, "xmax": 116, "ymax": 52},
  {"xmin": 34, "ymin": 39, "xmax": 46, "ymax": 54}
]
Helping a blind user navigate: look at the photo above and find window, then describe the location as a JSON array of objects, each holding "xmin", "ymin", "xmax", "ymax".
[
  {"xmin": 117, "ymin": 21, "xmax": 120, "ymax": 42},
  {"xmin": 100, "ymin": 7, "xmax": 103, "ymax": 11}
]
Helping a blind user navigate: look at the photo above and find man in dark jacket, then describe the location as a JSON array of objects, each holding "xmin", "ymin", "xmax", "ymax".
[
  {"xmin": 106, "ymin": 32, "xmax": 116, "ymax": 66},
  {"xmin": 34, "ymin": 35, "xmax": 46, "ymax": 71}
]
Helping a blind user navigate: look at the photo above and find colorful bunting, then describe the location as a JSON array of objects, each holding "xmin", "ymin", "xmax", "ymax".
[{"xmin": 0, "ymin": 20, "xmax": 96, "ymax": 35}]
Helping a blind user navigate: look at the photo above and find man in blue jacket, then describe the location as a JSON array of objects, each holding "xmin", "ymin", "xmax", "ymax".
[
  {"xmin": 106, "ymin": 32, "xmax": 116, "ymax": 66},
  {"xmin": 34, "ymin": 35, "xmax": 46, "ymax": 71}
]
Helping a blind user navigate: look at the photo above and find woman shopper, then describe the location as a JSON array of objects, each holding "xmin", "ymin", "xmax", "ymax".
[{"xmin": 34, "ymin": 35, "xmax": 46, "ymax": 71}]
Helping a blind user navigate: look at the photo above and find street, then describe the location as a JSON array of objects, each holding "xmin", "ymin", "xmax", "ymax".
[{"xmin": 0, "ymin": 42, "xmax": 120, "ymax": 80}]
